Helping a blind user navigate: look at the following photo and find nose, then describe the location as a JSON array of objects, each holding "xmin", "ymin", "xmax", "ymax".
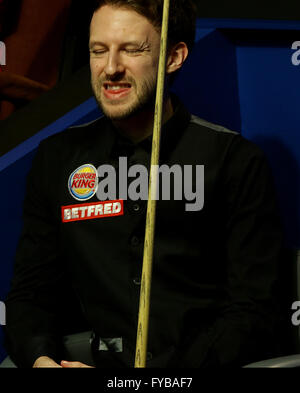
[{"xmin": 104, "ymin": 50, "xmax": 125, "ymax": 78}]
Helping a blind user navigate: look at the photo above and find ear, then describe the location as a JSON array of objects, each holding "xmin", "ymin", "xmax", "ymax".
[{"xmin": 166, "ymin": 42, "xmax": 189, "ymax": 75}]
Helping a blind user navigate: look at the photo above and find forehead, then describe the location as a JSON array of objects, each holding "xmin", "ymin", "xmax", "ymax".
[{"xmin": 90, "ymin": 5, "xmax": 159, "ymax": 44}]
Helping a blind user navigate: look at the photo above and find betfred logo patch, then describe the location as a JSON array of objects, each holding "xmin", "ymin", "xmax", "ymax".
[
  {"xmin": 68, "ymin": 164, "xmax": 98, "ymax": 201},
  {"xmin": 62, "ymin": 200, "xmax": 124, "ymax": 223}
]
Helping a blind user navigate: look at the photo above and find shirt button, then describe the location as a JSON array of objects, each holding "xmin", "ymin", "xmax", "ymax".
[
  {"xmin": 131, "ymin": 236, "xmax": 140, "ymax": 247},
  {"xmin": 133, "ymin": 203, "xmax": 140, "ymax": 212},
  {"xmin": 133, "ymin": 277, "xmax": 141, "ymax": 286}
]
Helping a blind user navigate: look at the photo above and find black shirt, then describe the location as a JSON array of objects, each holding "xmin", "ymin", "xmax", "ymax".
[{"xmin": 5, "ymin": 97, "xmax": 284, "ymax": 368}]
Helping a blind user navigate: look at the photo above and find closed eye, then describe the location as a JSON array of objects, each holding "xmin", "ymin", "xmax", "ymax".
[
  {"xmin": 91, "ymin": 50, "xmax": 106, "ymax": 54},
  {"xmin": 123, "ymin": 47, "xmax": 151, "ymax": 55},
  {"xmin": 124, "ymin": 48, "xmax": 143, "ymax": 53}
]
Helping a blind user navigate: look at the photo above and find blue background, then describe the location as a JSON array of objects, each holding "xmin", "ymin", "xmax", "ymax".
[{"xmin": 1, "ymin": 18, "xmax": 300, "ymax": 362}]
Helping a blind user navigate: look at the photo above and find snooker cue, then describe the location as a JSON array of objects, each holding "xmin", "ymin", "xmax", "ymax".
[{"xmin": 134, "ymin": 0, "xmax": 171, "ymax": 368}]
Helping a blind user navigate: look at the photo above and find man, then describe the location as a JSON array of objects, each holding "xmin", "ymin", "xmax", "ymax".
[{"xmin": 4, "ymin": 0, "xmax": 284, "ymax": 368}]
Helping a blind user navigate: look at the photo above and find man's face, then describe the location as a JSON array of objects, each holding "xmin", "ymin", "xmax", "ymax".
[{"xmin": 90, "ymin": 5, "xmax": 161, "ymax": 120}]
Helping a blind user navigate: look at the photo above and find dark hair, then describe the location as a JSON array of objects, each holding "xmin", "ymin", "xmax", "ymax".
[{"xmin": 92, "ymin": 0, "xmax": 197, "ymax": 52}]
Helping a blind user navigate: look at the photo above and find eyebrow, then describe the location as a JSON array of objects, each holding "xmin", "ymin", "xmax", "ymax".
[{"xmin": 89, "ymin": 40, "xmax": 150, "ymax": 49}]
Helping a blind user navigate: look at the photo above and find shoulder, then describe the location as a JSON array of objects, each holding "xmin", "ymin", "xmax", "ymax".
[
  {"xmin": 39, "ymin": 115, "xmax": 107, "ymax": 152},
  {"xmin": 184, "ymin": 114, "xmax": 265, "ymax": 165},
  {"xmin": 29, "ymin": 115, "xmax": 110, "ymax": 176},
  {"xmin": 192, "ymin": 114, "xmax": 265, "ymax": 153},
  {"xmin": 189, "ymin": 115, "xmax": 239, "ymax": 137},
  {"xmin": 186, "ymin": 114, "xmax": 240, "ymax": 154}
]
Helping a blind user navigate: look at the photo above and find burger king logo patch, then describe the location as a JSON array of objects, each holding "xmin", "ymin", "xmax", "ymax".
[{"xmin": 68, "ymin": 164, "xmax": 98, "ymax": 201}]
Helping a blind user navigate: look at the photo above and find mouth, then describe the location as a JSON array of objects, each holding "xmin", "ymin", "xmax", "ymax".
[{"xmin": 102, "ymin": 82, "xmax": 132, "ymax": 99}]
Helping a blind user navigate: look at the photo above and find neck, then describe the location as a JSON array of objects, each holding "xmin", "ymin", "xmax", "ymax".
[{"xmin": 112, "ymin": 96, "xmax": 174, "ymax": 144}]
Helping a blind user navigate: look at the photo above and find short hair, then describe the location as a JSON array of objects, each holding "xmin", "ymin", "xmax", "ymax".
[{"xmin": 91, "ymin": 0, "xmax": 197, "ymax": 52}]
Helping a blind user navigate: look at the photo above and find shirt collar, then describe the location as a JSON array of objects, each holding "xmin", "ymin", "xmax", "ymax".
[
  {"xmin": 108, "ymin": 94, "xmax": 191, "ymax": 160},
  {"xmin": 141, "ymin": 95, "xmax": 191, "ymax": 153}
]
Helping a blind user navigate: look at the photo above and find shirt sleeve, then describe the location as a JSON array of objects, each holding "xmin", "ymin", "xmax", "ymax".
[
  {"xmin": 168, "ymin": 135, "xmax": 285, "ymax": 367},
  {"xmin": 4, "ymin": 141, "xmax": 69, "ymax": 367}
]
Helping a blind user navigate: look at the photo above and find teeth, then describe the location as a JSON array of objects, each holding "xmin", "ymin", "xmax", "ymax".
[{"xmin": 106, "ymin": 84, "xmax": 131, "ymax": 90}]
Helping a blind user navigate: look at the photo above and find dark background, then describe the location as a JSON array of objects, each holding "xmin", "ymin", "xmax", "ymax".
[{"xmin": 194, "ymin": 0, "xmax": 300, "ymax": 20}]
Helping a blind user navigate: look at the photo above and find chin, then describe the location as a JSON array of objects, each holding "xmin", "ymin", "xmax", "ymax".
[
  {"xmin": 100, "ymin": 100, "xmax": 143, "ymax": 121},
  {"xmin": 101, "ymin": 106, "xmax": 131, "ymax": 120}
]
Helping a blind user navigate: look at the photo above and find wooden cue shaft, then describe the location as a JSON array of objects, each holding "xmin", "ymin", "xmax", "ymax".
[{"xmin": 134, "ymin": 0, "xmax": 171, "ymax": 368}]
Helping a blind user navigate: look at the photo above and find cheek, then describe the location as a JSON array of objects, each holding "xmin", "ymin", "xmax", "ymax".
[
  {"xmin": 128, "ymin": 58, "xmax": 158, "ymax": 79},
  {"xmin": 90, "ymin": 59, "xmax": 105, "ymax": 77}
]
